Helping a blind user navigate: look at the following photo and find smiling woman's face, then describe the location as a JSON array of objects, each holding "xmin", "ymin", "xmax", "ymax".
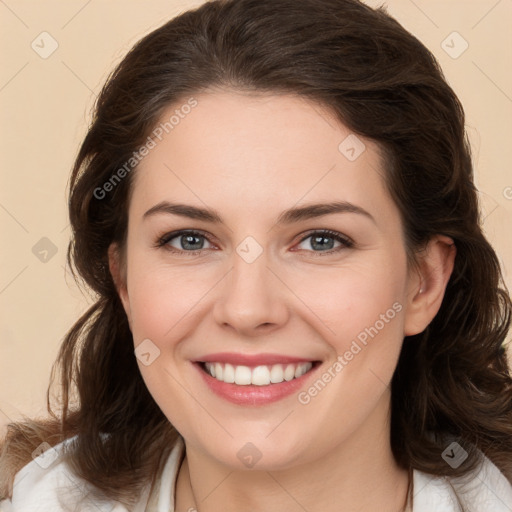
[{"xmin": 111, "ymin": 90, "xmax": 432, "ymax": 471}]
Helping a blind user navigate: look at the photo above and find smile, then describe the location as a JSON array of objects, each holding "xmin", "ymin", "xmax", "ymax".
[
  {"xmin": 194, "ymin": 354, "xmax": 322, "ymax": 405},
  {"xmin": 201, "ymin": 361, "xmax": 314, "ymax": 386}
]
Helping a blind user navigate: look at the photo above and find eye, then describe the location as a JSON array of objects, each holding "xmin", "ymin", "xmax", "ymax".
[
  {"xmin": 155, "ymin": 228, "xmax": 353, "ymax": 256},
  {"xmin": 156, "ymin": 230, "xmax": 215, "ymax": 254},
  {"xmin": 294, "ymin": 230, "xmax": 353, "ymax": 255}
]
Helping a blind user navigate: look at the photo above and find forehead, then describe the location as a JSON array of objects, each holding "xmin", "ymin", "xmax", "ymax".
[{"xmin": 130, "ymin": 90, "xmax": 394, "ymax": 224}]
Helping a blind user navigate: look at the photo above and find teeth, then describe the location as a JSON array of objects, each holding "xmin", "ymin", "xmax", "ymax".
[
  {"xmin": 223, "ymin": 363, "xmax": 235, "ymax": 383},
  {"xmin": 251, "ymin": 365, "xmax": 270, "ymax": 386},
  {"xmin": 295, "ymin": 364, "xmax": 308, "ymax": 378},
  {"xmin": 284, "ymin": 364, "xmax": 296, "ymax": 381},
  {"xmin": 234, "ymin": 365, "xmax": 252, "ymax": 385},
  {"xmin": 270, "ymin": 364, "xmax": 284, "ymax": 383},
  {"xmin": 203, "ymin": 362, "xmax": 313, "ymax": 386}
]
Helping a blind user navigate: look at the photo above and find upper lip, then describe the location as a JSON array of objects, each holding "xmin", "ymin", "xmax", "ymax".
[{"xmin": 194, "ymin": 352, "xmax": 318, "ymax": 366}]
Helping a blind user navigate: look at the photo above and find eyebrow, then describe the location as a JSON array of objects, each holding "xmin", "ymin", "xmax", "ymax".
[{"xmin": 143, "ymin": 200, "xmax": 376, "ymax": 225}]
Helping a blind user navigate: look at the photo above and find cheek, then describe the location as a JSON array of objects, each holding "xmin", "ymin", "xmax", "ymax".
[
  {"xmin": 289, "ymin": 264, "xmax": 407, "ymax": 445},
  {"xmin": 126, "ymin": 256, "xmax": 215, "ymax": 345},
  {"xmin": 285, "ymin": 258, "xmax": 407, "ymax": 348},
  {"xmin": 289, "ymin": 258, "xmax": 408, "ymax": 429}
]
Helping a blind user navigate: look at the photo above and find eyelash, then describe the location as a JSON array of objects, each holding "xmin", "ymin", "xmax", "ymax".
[{"xmin": 154, "ymin": 229, "xmax": 354, "ymax": 257}]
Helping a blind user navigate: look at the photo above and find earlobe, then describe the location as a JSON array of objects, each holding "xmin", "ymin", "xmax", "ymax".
[
  {"xmin": 403, "ymin": 235, "xmax": 456, "ymax": 336},
  {"xmin": 108, "ymin": 243, "xmax": 132, "ymax": 326}
]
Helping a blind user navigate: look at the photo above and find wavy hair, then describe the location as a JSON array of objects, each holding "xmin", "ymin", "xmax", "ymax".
[{"xmin": 1, "ymin": 0, "xmax": 511, "ymax": 507}]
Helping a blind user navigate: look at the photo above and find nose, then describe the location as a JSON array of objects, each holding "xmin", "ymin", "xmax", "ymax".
[{"xmin": 213, "ymin": 248, "xmax": 290, "ymax": 337}]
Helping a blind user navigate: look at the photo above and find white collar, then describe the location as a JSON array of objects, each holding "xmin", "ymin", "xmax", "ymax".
[{"xmin": 5, "ymin": 435, "xmax": 511, "ymax": 511}]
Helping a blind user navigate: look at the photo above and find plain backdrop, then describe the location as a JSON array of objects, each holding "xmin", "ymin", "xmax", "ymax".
[{"xmin": 1, "ymin": 0, "xmax": 511, "ymax": 434}]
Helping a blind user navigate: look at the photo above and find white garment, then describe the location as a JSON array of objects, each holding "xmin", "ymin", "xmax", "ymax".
[{"xmin": 1, "ymin": 435, "xmax": 511, "ymax": 511}]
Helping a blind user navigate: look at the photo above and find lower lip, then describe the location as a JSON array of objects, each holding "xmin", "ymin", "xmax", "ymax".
[{"xmin": 194, "ymin": 363, "xmax": 319, "ymax": 405}]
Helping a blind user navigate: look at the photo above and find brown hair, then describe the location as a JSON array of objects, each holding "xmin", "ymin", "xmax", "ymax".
[{"xmin": 1, "ymin": 0, "xmax": 511, "ymax": 507}]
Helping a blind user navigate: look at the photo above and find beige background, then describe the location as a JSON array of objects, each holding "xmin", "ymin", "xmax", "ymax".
[{"xmin": 0, "ymin": 0, "xmax": 511, "ymax": 434}]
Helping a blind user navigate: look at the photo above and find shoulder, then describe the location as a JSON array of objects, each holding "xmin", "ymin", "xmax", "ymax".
[
  {"xmin": 0, "ymin": 436, "xmax": 136, "ymax": 512},
  {"xmin": 413, "ymin": 454, "xmax": 512, "ymax": 512},
  {"xmin": 0, "ymin": 435, "xmax": 185, "ymax": 512}
]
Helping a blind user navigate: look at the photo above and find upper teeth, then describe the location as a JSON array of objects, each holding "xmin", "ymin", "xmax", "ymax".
[{"xmin": 203, "ymin": 362, "xmax": 313, "ymax": 386}]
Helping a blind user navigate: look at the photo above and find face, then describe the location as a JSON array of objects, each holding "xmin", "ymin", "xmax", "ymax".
[{"xmin": 112, "ymin": 90, "xmax": 431, "ymax": 470}]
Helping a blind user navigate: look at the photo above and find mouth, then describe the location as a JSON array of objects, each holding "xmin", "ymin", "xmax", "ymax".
[
  {"xmin": 199, "ymin": 361, "xmax": 318, "ymax": 386},
  {"xmin": 192, "ymin": 354, "xmax": 322, "ymax": 405}
]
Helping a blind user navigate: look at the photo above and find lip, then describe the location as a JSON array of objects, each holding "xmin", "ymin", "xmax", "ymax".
[{"xmin": 192, "ymin": 355, "xmax": 321, "ymax": 406}]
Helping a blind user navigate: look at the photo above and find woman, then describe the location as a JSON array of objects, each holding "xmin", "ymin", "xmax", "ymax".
[{"xmin": 1, "ymin": 0, "xmax": 511, "ymax": 510}]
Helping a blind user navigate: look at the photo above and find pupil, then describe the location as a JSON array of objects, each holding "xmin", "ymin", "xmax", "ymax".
[
  {"xmin": 183, "ymin": 234, "xmax": 203, "ymax": 250},
  {"xmin": 312, "ymin": 235, "xmax": 333, "ymax": 251}
]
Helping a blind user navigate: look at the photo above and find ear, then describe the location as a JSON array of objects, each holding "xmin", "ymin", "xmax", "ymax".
[
  {"xmin": 108, "ymin": 242, "xmax": 132, "ymax": 328},
  {"xmin": 403, "ymin": 235, "xmax": 456, "ymax": 336}
]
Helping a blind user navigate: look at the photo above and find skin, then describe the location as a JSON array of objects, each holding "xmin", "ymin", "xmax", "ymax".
[{"xmin": 109, "ymin": 90, "xmax": 456, "ymax": 512}]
